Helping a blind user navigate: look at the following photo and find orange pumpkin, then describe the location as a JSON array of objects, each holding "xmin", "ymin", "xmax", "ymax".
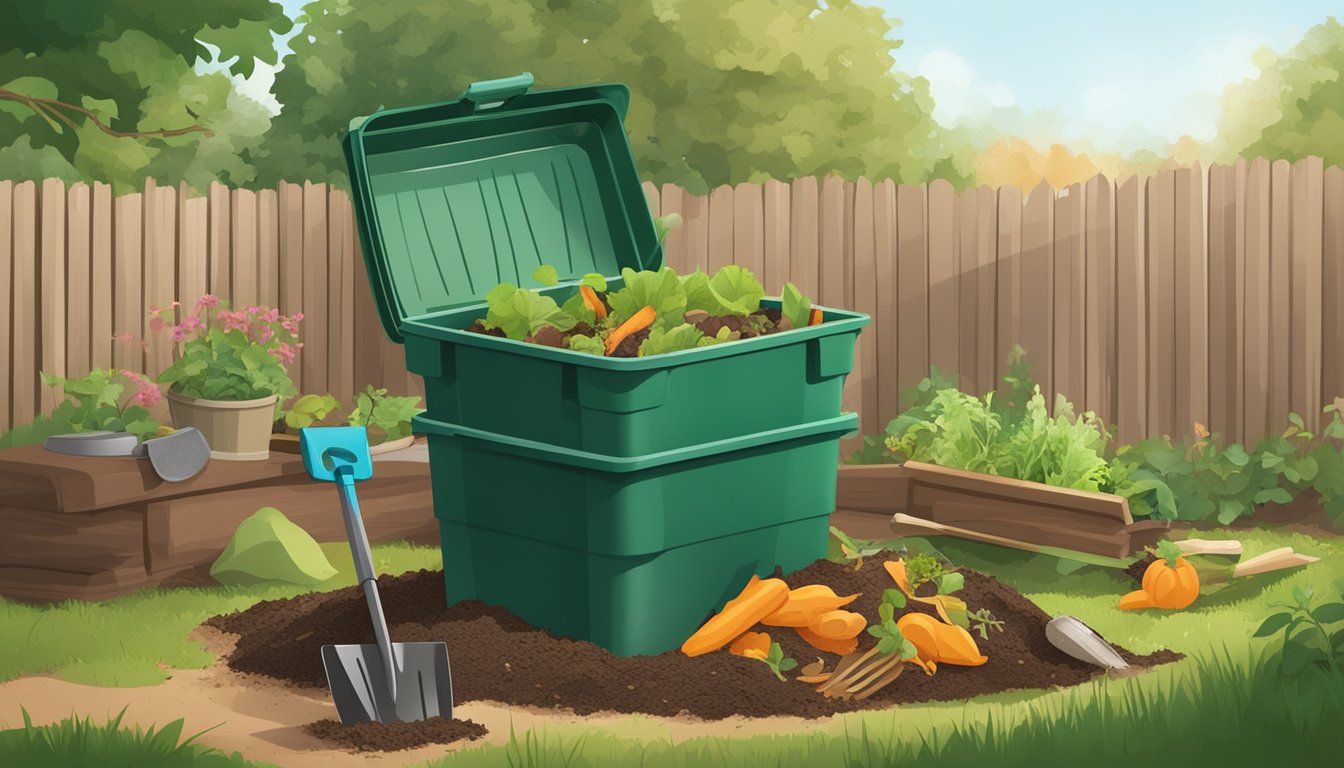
[{"xmin": 1121, "ymin": 541, "xmax": 1199, "ymax": 610}]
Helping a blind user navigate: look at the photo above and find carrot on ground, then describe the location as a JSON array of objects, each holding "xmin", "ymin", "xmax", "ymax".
[
  {"xmin": 807, "ymin": 610, "xmax": 866, "ymax": 640},
  {"xmin": 761, "ymin": 585, "xmax": 861, "ymax": 628},
  {"xmin": 680, "ymin": 577, "xmax": 788, "ymax": 657},
  {"xmin": 796, "ymin": 624, "xmax": 859, "ymax": 656},
  {"xmin": 605, "ymin": 304, "xmax": 656, "ymax": 354}
]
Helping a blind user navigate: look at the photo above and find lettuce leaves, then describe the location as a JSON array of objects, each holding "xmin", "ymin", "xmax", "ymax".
[
  {"xmin": 781, "ymin": 282, "xmax": 811, "ymax": 329},
  {"xmin": 683, "ymin": 266, "xmax": 765, "ymax": 316},
  {"xmin": 483, "ymin": 284, "xmax": 577, "ymax": 340},
  {"xmin": 637, "ymin": 323, "xmax": 732, "ymax": 356},
  {"xmin": 607, "ymin": 267, "xmax": 686, "ymax": 327}
]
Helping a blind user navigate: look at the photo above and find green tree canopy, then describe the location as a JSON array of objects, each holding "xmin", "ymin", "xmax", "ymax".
[
  {"xmin": 1215, "ymin": 16, "xmax": 1344, "ymax": 166},
  {"xmin": 0, "ymin": 0, "xmax": 293, "ymax": 189},
  {"xmin": 258, "ymin": 0, "xmax": 967, "ymax": 191}
]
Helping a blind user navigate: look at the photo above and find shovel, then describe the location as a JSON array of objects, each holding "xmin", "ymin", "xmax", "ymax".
[
  {"xmin": 299, "ymin": 425, "xmax": 453, "ymax": 725},
  {"xmin": 45, "ymin": 428, "xmax": 211, "ymax": 482}
]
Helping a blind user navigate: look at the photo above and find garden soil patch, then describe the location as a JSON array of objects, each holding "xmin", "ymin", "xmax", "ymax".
[
  {"xmin": 208, "ymin": 553, "xmax": 1180, "ymax": 721},
  {"xmin": 303, "ymin": 716, "xmax": 486, "ymax": 752}
]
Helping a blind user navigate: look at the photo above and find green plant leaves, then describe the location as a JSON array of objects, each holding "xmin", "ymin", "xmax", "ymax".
[
  {"xmin": 580, "ymin": 273, "xmax": 608, "ymax": 292},
  {"xmin": 638, "ymin": 323, "xmax": 706, "ymax": 356},
  {"xmin": 483, "ymin": 284, "xmax": 578, "ymax": 340},
  {"xmin": 531, "ymin": 264, "xmax": 559, "ymax": 286},
  {"xmin": 1254, "ymin": 612, "xmax": 1296, "ymax": 637},
  {"xmin": 936, "ymin": 572, "xmax": 964, "ymax": 595},
  {"xmin": 566, "ymin": 334, "xmax": 606, "ymax": 356},
  {"xmin": 348, "ymin": 385, "xmax": 422, "ymax": 443},
  {"xmin": 781, "ymin": 282, "xmax": 812, "ymax": 329},
  {"xmin": 284, "ymin": 393, "xmax": 342, "ymax": 430},
  {"xmin": 607, "ymin": 267, "xmax": 686, "ymax": 327},
  {"xmin": 683, "ymin": 266, "xmax": 766, "ymax": 316}
]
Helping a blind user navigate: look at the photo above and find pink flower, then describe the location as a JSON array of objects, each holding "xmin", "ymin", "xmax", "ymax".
[
  {"xmin": 259, "ymin": 326, "xmax": 273, "ymax": 344},
  {"xmin": 196, "ymin": 294, "xmax": 219, "ymax": 309},
  {"xmin": 112, "ymin": 332, "xmax": 134, "ymax": 345},
  {"xmin": 172, "ymin": 326, "xmax": 186, "ymax": 343},
  {"xmin": 247, "ymin": 306, "xmax": 261, "ymax": 315},
  {"xmin": 270, "ymin": 342, "xmax": 297, "ymax": 365},
  {"xmin": 131, "ymin": 385, "xmax": 163, "ymax": 408},
  {"xmin": 149, "ymin": 316, "xmax": 166, "ymax": 332},
  {"xmin": 262, "ymin": 308, "xmax": 280, "ymax": 323}
]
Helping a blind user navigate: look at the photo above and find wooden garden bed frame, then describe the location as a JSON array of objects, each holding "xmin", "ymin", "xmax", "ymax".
[
  {"xmin": 0, "ymin": 443, "xmax": 436, "ymax": 602},
  {"xmin": 833, "ymin": 461, "xmax": 1170, "ymax": 559}
]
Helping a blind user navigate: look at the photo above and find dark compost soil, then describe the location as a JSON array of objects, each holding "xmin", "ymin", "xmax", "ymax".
[
  {"xmin": 304, "ymin": 716, "xmax": 486, "ymax": 752},
  {"xmin": 207, "ymin": 554, "xmax": 1179, "ymax": 723}
]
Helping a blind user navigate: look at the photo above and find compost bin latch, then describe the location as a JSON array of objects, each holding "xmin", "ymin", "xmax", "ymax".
[{"xmin": 462, "ymin": 72, "xmax": 534, "ymax": 111}]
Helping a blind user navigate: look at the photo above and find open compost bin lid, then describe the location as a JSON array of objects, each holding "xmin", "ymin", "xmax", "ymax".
[{"xmin": 343, "ymin": 72, "xmax": 663, "ymax": 342}]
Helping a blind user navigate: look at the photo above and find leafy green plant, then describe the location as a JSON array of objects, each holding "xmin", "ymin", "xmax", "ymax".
[
  {"xmin": 903, "ymin": 554, "xmax": 947, "ymax": 591},
  {"xmin": 1255, "ymin": 586, "xmax": 1344, "ymax": 680},
  {"xmin": 153, "ymin": 296, "xmax": 300, "ymax": 402},
  {"xmin": 967, "ymin": 608, "xmax": 1004, "ymax": 641},
  {"xmin": 637, "ymin": 323, "xmax": 728, "ymax": 356},
  {"xmin": 780, "ymin": 282, "xmax": 812, "ymax": 330},
  {"xmin": 483, "ymin": 283, "xmax": 578, "ymax": 340},
  {"xmin": 682, "ymin": 266, "xmax": 765, "ymax": 316},
  {"xmin": 868, "ymin": 601, "xmax": 919, "ymax": 658},
  {"xmin": 607, "ymin": 267, "xmax": 688, "ymax": 328},
  {"xmin": 348, "ymin": 386, "xmax": 423, "ymax": 444},
  {"xmin": 829, "ymin": 526, "xmax": 884, "ymax": 571},
  {"xmin": 760, "ymin": 642, "xmax": 798, "ymax": 682},
  {"xmin": 566, "ymin": 334, "xmax": 606, "ymax": 356},
  {"xmin": 282, "ymin": 393, "xmax": 341, "ymax": 430},
  {"xmin": 37, "ymin": 368, "xmax": 163, "ymax": 441}
]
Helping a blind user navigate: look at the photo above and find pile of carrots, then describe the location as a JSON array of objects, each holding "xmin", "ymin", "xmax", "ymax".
[
  {"xmin": 680, "ymin": 559, "xmax": 990, "ymax": 698},
  {"xmin": 681, "ymin": 576, "xmax": 866, "ymax": 658}
]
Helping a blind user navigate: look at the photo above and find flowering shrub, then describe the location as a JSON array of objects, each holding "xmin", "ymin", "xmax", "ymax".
[
  {"xmin": 150, "ymin": 295, "xmax": 302, "ymax": 402},
  {"xmin": 37, "ymin": 368, "xmax": 163, "ymax": 441}
]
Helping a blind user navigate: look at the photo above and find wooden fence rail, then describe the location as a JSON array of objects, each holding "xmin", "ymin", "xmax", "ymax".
[{"xmin": 2, "ymin": 159, "xmax": 1342, "ymax": 448}]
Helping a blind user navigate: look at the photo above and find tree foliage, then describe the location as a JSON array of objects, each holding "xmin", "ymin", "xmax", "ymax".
[
  {"xmin": 258, "ymin": 0, "xmax": 967, "ymax": 191},
  {"xmin": 1216, "ymin": 17, "xmax": 1344, "ymax": 166},
  {"xmin": 0, "ymin": 0, "xmax": 292, "ymax": 190}
]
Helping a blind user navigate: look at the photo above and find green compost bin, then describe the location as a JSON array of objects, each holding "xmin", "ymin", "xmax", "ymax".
[{"xmin": 344, "ymin": 73, "xmax": 870, "ymax": 656}]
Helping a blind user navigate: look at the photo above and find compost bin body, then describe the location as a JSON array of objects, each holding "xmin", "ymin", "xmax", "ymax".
[{"xmin": 343, "ymin": 74, "xmax": 870, "ymax": 656}]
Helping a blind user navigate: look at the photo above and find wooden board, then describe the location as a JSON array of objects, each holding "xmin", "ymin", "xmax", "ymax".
[
  {"xmin": 1174, "ymin": 165, "xmax": 1208, "ymax": 439},
  {"xmin": 851, "ymin": 178, "xmax": 879, "ymax": 437},
  {"xmin": 896, "ymin": 184, "xmax": 928, "ymax": 409},
  {"xmin": 1084, "ymin": 174, "xmax": 1116, "ymax": 422},
  {"xmin": 927, "ymin": 179, "xmax": 959, "ymax": 379},
  {"xmin": 0, "ymin": 507, "xmax": 144, "ymax": 572},
  {"xmin": 40, "ymin": 178, "xmax": 66, "ymax": 413},
  {"xmin": 0, "ymin": 181, "xmax": 10, "ymax": 429},
  {"xmin": 1290, "ymin": 157, "xmax": 1324, "ymax": 429},
  {"xmin": 1020, "ymin": 182, "xmax": 1054, "ymax": 401},
  {"xmin": 1268, "ymin": 160, "xmax": 1292, "ymax": 432},
  {"xmin": 874, "ymin": 180, "xmax": 900, "ymax": 427},
  {"xmin": 707, "ymin": 184, "xmax": 734, "ymax": 274},
  {"xmin": 65, "ymin": 183, "xmax": 91, "ymax": 380},
  {"xmin": 790, "ymin": 177, "xmax": 820, "ymax": 299},
  {"xmin": 1054, "ymin": 182, "xmax": 1085, "ymax": 407},
  {"xmin": 1325, "ymin": 166, "xmax": 1344, "ymax": 409},
  {"xmin": 762, "ymin": 179, "xmax": 791, "ymax": 294},
  {"xmin": 1147, "ymin": 170, "xmax": 1176, "ymax": 437},
  {"xmin": 733, "ymin": 182, "xmax": 765, "ymax": 280},
  {"xmin": 995, "ymin": 185, "xmax": 1023, "ymax": 389},
  {"xmin": 1244, "ymin": 158, "xmax": 1272, "ymax": 438}
]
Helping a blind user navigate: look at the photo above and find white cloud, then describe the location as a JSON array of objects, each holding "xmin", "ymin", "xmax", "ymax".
[{"xmin": 916, "ymin": 48, "xmax": 1016, "ymax": 123}]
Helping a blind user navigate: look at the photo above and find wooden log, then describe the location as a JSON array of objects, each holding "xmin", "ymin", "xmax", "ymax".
[
  {"xmin": 1233, "ymin": 547, "xmax": 1320, "ymax": 578},
  {"xmin": 0, "ymin": 565, "xmax": 151, "ymax": 603},
  {"xmin": 0, "ymin": 507, "xmax": 144, "ymax": 572}
]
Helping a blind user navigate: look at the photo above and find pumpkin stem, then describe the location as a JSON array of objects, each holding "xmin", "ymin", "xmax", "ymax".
[{"xmin": 1155, "ymin": 540, "xmax": 1183, "ymax": 568}]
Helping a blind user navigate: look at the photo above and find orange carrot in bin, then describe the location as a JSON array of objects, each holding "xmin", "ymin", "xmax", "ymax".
[
  {"xmin": 605, "ymin": 305, "xmax": 656, "ymax": 355},
  {"xmin": 808, "ymin": 308, "xmax": 824, "ymax": 326},
  {"xmin": 579, "ymin": 285, "xmax": 607, "ymax": 320}
]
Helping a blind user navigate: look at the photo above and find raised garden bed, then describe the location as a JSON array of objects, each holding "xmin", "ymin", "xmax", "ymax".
[
  {"xmin": 0, "ymin": 443, "xmax": 435, "ymax": 602},
  {"xmin": 835, "ymin": 461, "xmax": 1171, "ymax": 559},
  {"xmin": 207, "ymin": 553, "xmax": 1179, "ymax": 722}
]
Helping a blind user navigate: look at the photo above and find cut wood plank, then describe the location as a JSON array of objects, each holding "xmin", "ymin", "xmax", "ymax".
[
  {"xmin": 890, "ymin": 512, "xmax": 1053, "ymax": 555},
  {"xmin": 839, "ymin": 462, "xmax": 1133, "ymax": 522},
  {"xmin": 1175, "ymin": 539, "xmax": 1243, "ymax": 557},
  {"xmin": 0, "ymin": 507, "xmax": 144, "ymax": 572},
  {"xmin": 1233, "ymin": 547, "xmax": 1320, "ymax": 578}
]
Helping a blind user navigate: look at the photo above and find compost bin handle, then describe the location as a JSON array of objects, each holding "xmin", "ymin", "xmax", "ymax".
[{"xmin": 462, "ymin": 72, "xmax": 534, "ymax": 111}]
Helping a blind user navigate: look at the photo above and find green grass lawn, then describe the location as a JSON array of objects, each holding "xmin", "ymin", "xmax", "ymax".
[
  {"xmin": 0, "ymin": 708, "xmax": 277, "ymax": 768},
  {"xmin": 1, "ymin": 529, "xmax": 1340, "ymax": 767},
  {"xmin": 0, "ymin": 541, "xmax": 442, "ymax": 686}
]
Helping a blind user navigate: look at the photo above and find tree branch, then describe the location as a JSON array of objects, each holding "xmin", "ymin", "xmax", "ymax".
[{"xmin": 0, "ymin": 89, "xmax": 215, "ymax": 140}]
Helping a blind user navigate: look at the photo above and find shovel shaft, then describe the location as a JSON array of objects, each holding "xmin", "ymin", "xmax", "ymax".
[{"xmin": 336, "ymin": 470, "xmax": 398, "ymax": 700}]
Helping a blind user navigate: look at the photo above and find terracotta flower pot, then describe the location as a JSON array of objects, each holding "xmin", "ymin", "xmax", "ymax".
[{"xmin": 167, "ymin": 391, "xmax": 279, "ymax": 461}]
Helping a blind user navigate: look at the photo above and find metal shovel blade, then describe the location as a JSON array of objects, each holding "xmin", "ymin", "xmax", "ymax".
[
  {"xmin": 321, "ymin": 641, "xmax": 453, "ymax": 725},
  {"xmin": 132, "ymin": 427, "xmax": 211, "ymax": 482}
]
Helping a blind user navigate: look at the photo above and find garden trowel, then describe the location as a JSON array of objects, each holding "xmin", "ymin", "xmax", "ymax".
[
  {"xmin": 300, "ymin": 425, "xmax": 453, "ymax": 725},
  {"xmin": 44, "ymin": 428, "xmax": 211, "ymax": 482}
]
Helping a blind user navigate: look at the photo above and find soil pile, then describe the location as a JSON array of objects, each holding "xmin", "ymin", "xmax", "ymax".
[
  {"xmin": 208, "ymin": 555, "xmax": 1179, "ymax": 720},
  {"xmin": 303, "ymin": 716, "xmax": 486, "ymax": 752}
]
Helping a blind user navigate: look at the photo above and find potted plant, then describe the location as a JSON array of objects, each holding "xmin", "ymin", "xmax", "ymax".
[
  {"xmin": 153, "ymin": 295, "xmax": 302, "ymax": 460},
  {"xmin": 273, "ymin": 385, "xmax": 423, "ymax": 455}
]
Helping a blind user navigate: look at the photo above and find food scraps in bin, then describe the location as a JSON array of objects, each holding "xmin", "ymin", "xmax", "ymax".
[{"xmin": 466, "ymin": 264, "xmax": 828, "ymax": 358}]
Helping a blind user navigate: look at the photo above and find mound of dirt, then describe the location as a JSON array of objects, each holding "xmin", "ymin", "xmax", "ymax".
[
  {"xmin": 208, "ymin": 554, "xmax": 1179, "ymax": 721},
  {"xmin": 303, "ymin": 716, "xmax": 486, "ymax": 752}
]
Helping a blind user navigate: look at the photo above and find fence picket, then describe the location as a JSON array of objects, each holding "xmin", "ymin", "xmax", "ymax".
[
  {"xmin": 0, "ymin": 181, "xmax": 11, "ymax": 429},
  {"xmin": 1021, "ymin": 181, "xmax": 1054, "ymax": 403},
  {"xmin": 790, "ymin": 177, "xmax": 820, "ymax": 299},
  {"xmin": 66, "ymin": 183, "xmax": 91, "ymax": 380},
  {"xmin": 231, "ymin": 188, "xmax": 259, "ymax": 307},
  {"xmin": 1174, "ymin": 165, "xmax": 1209, "ymax": 439},
  {"xmin": 112, "ymin": 191, "xmax": 143, "ymax": 374},
  {"xmin": 820, "ymin": 176, "xmax": 847, "ymax": 312},
  {"xmin": 1084, "ymin": 174, "xmax": 1116, "ymax": 421},
  {"xmin": 707, "ymin": 184, "xmax": 734, "ymax": 273},
  {"xmin": 1269, "ymin": 160, "xmax": 1292, "ymax": 433},
  {"xmin": 874, "ymin": 179, "xmax": 900, "ymax": 427},
  {"xmin": 1325, "ymin": 166, "xmax": 1344, "ymax": 407},
  {"xmin": 1208, "ymin": 164, "xmax": 1239, "ymax": 440},
  {"xmin": 995, "ymin": 185, "xmax": 1022, "ymax": 390},
  {"xmin": 90, "ymin": 183, "xmax": 113, "ymax": 373},
  {"xmin": 762, "ymin": 180, "xmax": 790, "ymax": 294},
  {"xmin": 852, "ymin": 178, "xmax": 879, "ymax": 436},
  {"xmin": 1291, "ymin": 157, "xmax": 1324, "ymax": 430},
  {"xmin": 144, "ymin": 182, "xmax": 177, "ymax": 381},
  {"xmin": 208, "ymin": 182, "xmax": 231, "ymax": 300},
  {"xmin": 1147, "ymin": 170, "xmax": 1177, "ymax": 437},
  {"xmin": 1244, "ymin": 159, "xmax": 1272, "ymax": 439},
  {"xmin": 1054, "ymin": 182, "xmax": 1085, "ymax": 406},
  {"xmin": 40, "ymin": 178, "xmax": 67, "ymax": 412},
  {"xmin": 733, "ymin": 183, "xmax": 764, "ymax": 280},
  {"xmin": 301, "ymin": 181, "xmax": 329, "ymax": 395},
  {"xmin": 896, "ymin": 184, "xmax": 928, "ymax": 410}
]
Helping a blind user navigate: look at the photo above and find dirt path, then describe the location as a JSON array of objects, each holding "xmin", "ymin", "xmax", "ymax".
[{"xmin": 0, "ymin": 628, "xmax": 827, "ymax": 768}]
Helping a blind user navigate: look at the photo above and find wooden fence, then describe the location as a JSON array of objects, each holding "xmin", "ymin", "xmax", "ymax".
[{"xmin": 2, "ymin": 158, "xmax": 1342, "ymax": 447}]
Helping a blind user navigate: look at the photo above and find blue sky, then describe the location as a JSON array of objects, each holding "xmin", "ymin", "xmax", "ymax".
[
  {"xmin": 877, "ymin": 0, "xmax": 1338, "ymax": 151},
  {"xmin": 242, "ymin": 1, "xmax": 1336, "ymax": 153}
]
